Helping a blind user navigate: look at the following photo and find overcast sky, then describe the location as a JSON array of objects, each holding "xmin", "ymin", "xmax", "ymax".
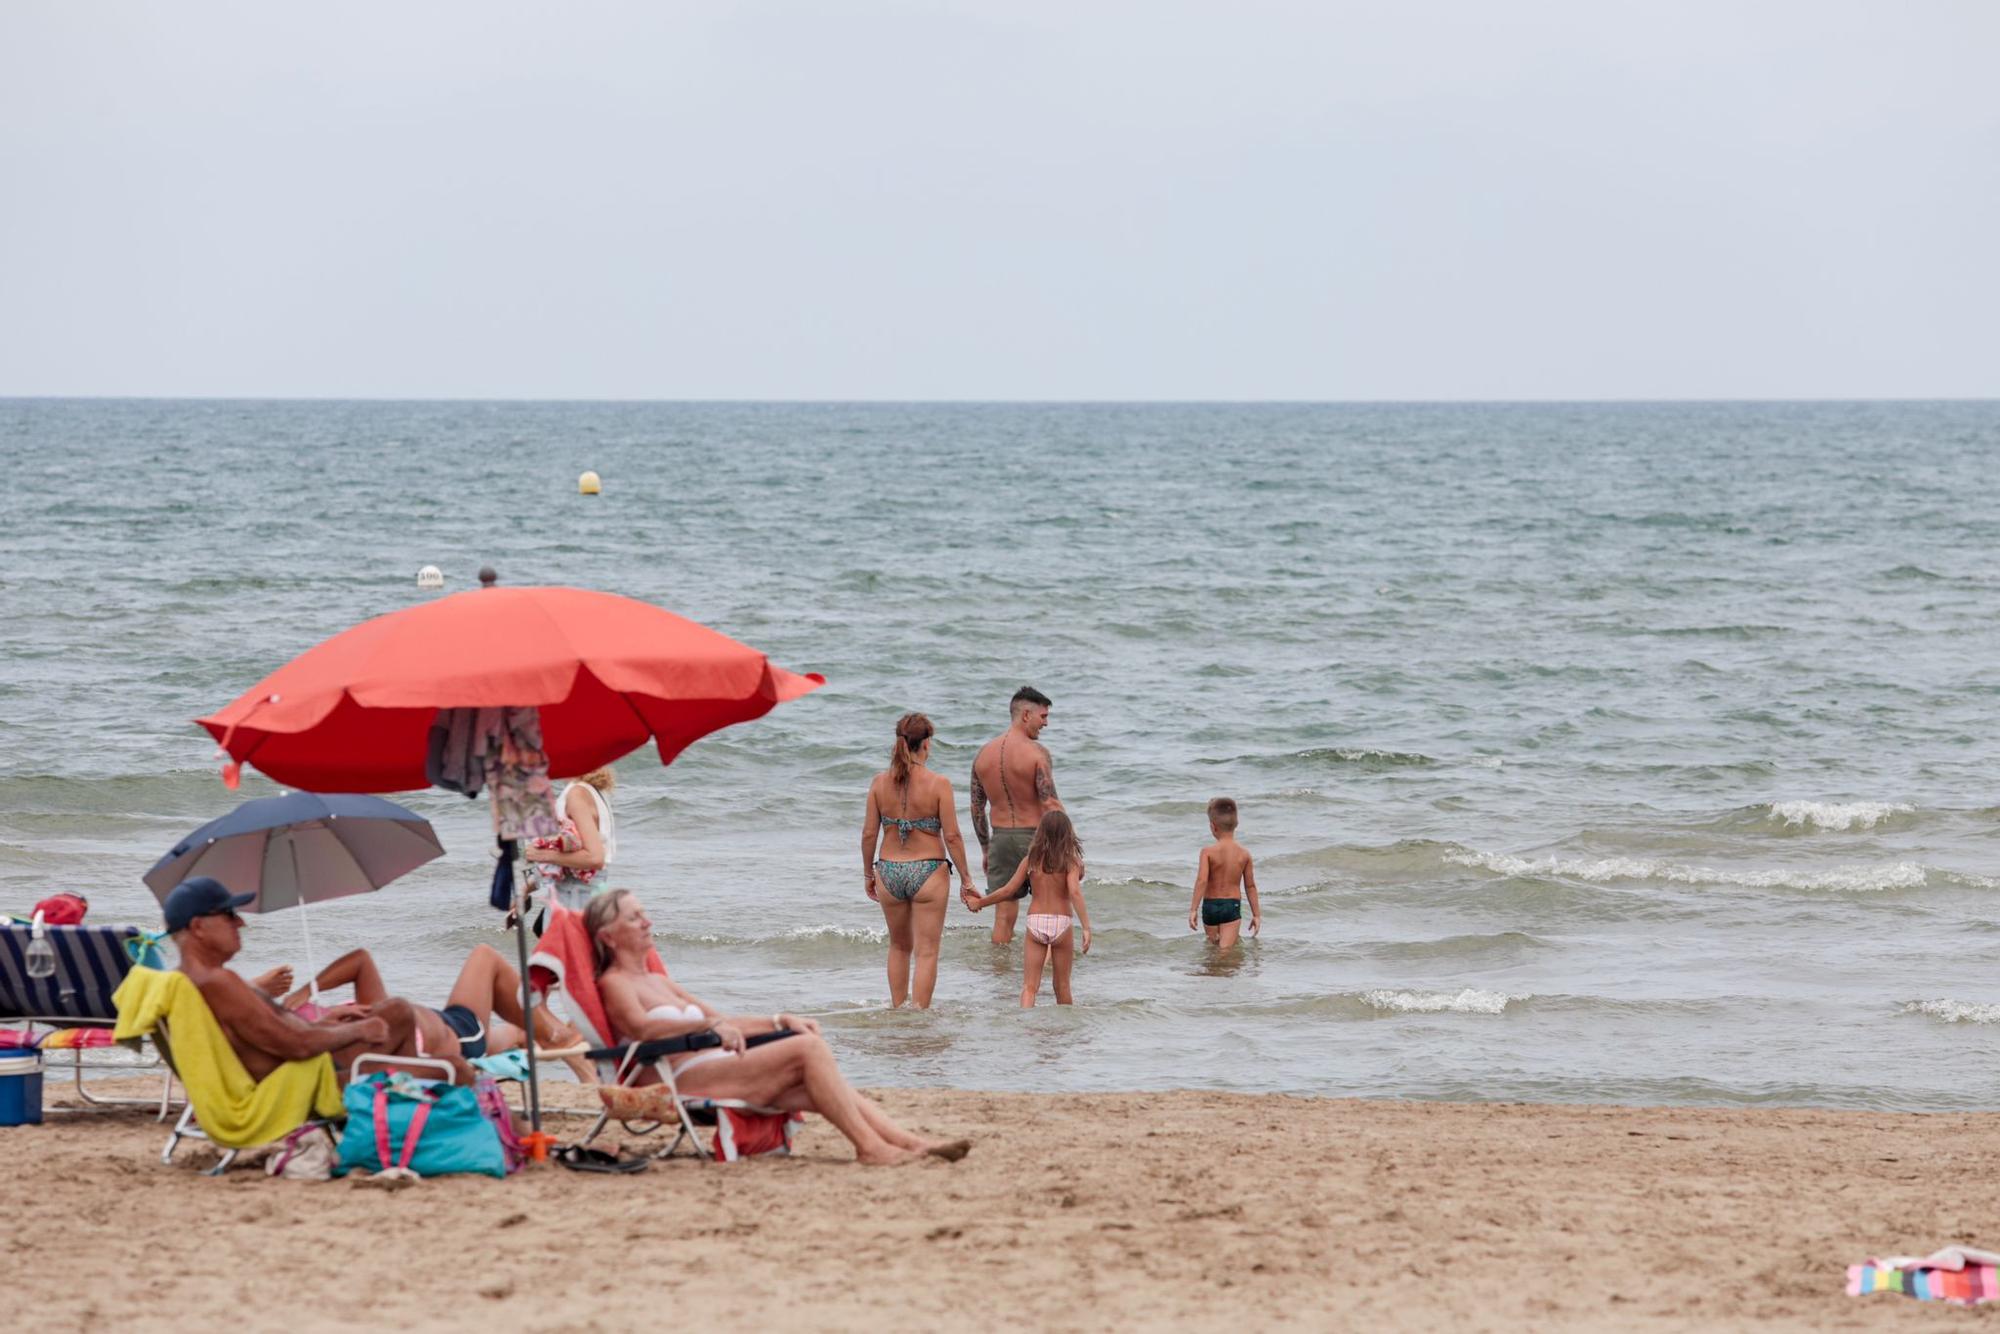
[{"xmin": 1, "ymin": 2, "xmax": 1993, "ymax": 400}]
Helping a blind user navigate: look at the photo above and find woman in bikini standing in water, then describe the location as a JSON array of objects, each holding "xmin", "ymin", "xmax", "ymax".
[{"xmin": 861, "ymin": 713, "xmax": 976, "ymax": 1008}]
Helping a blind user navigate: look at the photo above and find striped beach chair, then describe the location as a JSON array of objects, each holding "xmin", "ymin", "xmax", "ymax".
[{"xmin": 0, "ymin": 921, "xmax": 175, "ymax": 1113}]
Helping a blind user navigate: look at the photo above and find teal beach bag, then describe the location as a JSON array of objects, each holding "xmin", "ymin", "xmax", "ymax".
[{"xmin": 335, "ymin": 1073, "xmax": 506, "ymax": 1179}]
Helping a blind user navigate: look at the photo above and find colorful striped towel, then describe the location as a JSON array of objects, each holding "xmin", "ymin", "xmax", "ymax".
[{"xmin": 1848, "ymin": 1247, "xmax": 2000, "ymax": 1305}]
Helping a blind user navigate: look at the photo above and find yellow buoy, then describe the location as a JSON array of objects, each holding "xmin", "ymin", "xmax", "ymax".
[{"xmin": 578, "ymin": 470, "xmax": 602, "ymax": 495}]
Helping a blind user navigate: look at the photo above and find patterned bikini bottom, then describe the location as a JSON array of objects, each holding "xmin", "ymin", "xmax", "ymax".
[{"xmin": 875, "ymin": 858, "xmax": 947, "ymax": 902}]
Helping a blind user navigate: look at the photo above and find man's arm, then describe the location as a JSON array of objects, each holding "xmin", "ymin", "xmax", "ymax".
[
  {"xmin": 203, "ymin": 972, "xmax": 382, "ymax": 1063},
  {"xmin": 968, "ymin": 759, "xmax": 991, "ymax": 857},
  {"xmin": 1033, "ymin": 745, "xmax": 1063, "ymax": 813}
]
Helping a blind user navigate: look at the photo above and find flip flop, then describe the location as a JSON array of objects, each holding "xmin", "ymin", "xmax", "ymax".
[{"xmin": 555, "ymin": 1144, "xmax": 649, "ymax": 1175}]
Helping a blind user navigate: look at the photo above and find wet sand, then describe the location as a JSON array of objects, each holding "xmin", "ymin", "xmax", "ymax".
[{"xmin": 10, "ymin": 1078, "xmax": 1999, "ymax": 1330}]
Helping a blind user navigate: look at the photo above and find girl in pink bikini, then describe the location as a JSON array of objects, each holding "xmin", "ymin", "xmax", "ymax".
[{"xmin": 963, "ymin": 809, "xmax": 1091, "ymax": 1007}]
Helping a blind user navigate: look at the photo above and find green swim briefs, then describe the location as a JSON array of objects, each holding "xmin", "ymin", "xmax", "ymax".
[{"xmin": 986, "ymin": 826, "xmax": 1035, "ymax": 898}]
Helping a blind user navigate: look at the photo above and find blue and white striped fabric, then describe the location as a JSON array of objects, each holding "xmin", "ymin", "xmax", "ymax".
[{"xmin": 0, "ymin": 924, "xmax": 155, "ymax": 1025}]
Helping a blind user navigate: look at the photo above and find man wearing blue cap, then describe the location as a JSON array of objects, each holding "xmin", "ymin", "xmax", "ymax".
[{"xmin": 166, "ymin": 876, "xmax": 424, "ymax": 1082}]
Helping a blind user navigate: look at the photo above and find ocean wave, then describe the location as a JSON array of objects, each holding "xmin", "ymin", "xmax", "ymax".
[
  {"xmin": 1359, "ymin": 988, "xmax": 1524, "ymax": 1016},
  {"xmin": 1214, "ymin": 747, "xmax": 1436, "ymax": 770},
  {"xmin": 1761, "ymin": 801, "xmax": 1916, "ymax": 832},
  {"xmin": 784, "ymin": 923, "xmax": 888, "ymax": 943},
  {"xmin": 1444, "ymin": 848, "xmax": 1967, "ymax": 893},
  {"xmin": 1900, "ymin": 999, "xmax": 2000, "ymax": 1025},
  {"xmin": 1361, "ymin": 931, "xmax": 1550, "ymax": 962}
]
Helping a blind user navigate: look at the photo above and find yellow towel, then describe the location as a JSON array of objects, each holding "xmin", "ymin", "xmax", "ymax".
[{"xmin": 113, "ymin": 966, "xmax": 344, "ymax": 1149}]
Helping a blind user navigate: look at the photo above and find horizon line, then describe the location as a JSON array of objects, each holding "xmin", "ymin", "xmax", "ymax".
[{"xmin": 3, "ymin": 394, "xmax": 1997, "ymax": 407}]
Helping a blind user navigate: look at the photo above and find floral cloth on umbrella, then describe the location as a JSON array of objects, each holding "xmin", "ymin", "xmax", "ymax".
[{"xmin": 485, "ymin": 707, "xmax": 560, "ymax": 841}]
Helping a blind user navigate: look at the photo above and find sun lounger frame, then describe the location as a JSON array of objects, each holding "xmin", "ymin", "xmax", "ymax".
[{"xmin": 0, "ymin": 923, "xmax": 177, "ymax": 1114}]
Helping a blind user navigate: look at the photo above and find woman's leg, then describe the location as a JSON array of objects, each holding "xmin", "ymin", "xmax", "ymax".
[
  {"xmin": 285, "ymin": 948, "xmax": 387, "ymax": 1008},
  {"xmin": 1020, "ymin": 933, "xmax": 1049, "ymax": 1008},
  {"xmin": 909, "ymin": 867, "xmax": 950, "ymax": 1008},
  {"xmin": 879, "ymin": 891, "xmax": 915, "ymax": 1008},
  {"xmin": 1050, "ymin": 930, "xmax": 1076, "ymax": 1005},
  {"xmin": 674, "ymin": 1034, "xmax": 909, "ymax": 1164}
]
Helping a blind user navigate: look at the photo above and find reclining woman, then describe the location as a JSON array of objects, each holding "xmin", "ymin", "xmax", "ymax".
[
  {"xmin": 255, "ymin": 943, "xmax": 590, "ymax": 1085},
  {"xmin": 585, "ymin": 889, "xmax": 970, "ymax": 1165}
]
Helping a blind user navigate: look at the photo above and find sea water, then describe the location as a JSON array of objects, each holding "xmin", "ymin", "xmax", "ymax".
[{"xmin": 3, "ymin": 399, "xmax": 1998, "ymax": 1109}]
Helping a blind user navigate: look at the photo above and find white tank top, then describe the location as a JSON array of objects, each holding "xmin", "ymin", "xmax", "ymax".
[{"xmin": 561, "ymin": 781, "xmax": 616, "ymax": 865}]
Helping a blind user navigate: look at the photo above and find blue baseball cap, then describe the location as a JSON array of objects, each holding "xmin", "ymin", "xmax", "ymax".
[{"xmin": 163, "ymin": 877, "xmax": 256, "ymax": 934}]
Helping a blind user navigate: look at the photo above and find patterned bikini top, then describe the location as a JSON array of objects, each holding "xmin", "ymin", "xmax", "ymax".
[{"xmin": 882, "ymin": 814, "xmax": 942, "ymax": 845}]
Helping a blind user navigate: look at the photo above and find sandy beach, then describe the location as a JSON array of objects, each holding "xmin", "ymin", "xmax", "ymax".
[{"xmin": 8, "ymin": 1077, "xmax": 1995, "ymax": 1331}]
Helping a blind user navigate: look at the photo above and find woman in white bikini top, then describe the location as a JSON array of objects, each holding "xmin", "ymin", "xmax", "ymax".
[{"xmin": 585, "ymin": 889, "xmax": 970, "ymax": 1165}]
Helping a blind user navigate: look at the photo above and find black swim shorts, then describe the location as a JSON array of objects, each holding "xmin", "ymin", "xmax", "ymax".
[{"xmin": 435, "ymin": 1003, "xmax": 488, "ymax": 1060}]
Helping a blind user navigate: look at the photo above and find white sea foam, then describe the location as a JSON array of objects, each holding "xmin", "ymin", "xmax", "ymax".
[
  {"xmin": 1446, "ymin": 848, "xmax": 1950, "ymax": 893},
  {"xmin": 1901, "ymin": 999, "xmax": 2000, "ymax": 1025},
  {"xmin": 785, "ymin": 924, "xmax": 888, "ymax": 942},
  {"xmin": 1766, "ymin": 800, "xmax": 1914, "ymax": 831},
  {"xmin": 1361, "ymin": 987, "xmax": 1523, "ymax": 1015}
]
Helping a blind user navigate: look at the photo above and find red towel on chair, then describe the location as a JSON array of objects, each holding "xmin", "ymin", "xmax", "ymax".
[{"xmin": 527, "ymin": 906, "xmax": 668, "ymax": 1051}]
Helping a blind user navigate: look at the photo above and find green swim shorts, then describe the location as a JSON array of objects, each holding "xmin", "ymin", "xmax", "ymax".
[{"xmin": 986, "ymin": 826, "xmax": 1035, "ymax": 898}]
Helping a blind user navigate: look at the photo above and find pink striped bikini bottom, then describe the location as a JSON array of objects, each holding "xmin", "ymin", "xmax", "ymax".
[{"xmin": 1025, "ymin": 913, "xmax": 1072, "ymax": 946}]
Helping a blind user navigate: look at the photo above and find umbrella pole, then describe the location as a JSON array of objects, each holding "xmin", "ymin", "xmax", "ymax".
[
  {"xmin": 289, "ymin": 840, "xmax": 320, "ymax": 1002},
  {"xmin": 299, "ymin": 900, "xmax": 320, "ymax": 1003},
  {"xmin": 513, "ymin": 858, "xmax": 542, "ymax": 1136}
]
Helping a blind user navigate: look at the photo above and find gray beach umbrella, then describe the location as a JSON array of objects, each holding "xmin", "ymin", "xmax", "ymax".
[
  {"xmin": 144, "ymin": 793, "xmax": 444, "ymax": 993},
  {"xmin": 144, "ymin": 792, "xmax": 445, "ymax": 913}
]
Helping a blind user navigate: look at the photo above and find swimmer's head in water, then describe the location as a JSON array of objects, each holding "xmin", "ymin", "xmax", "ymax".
[{"xmin": 1207, "ymin": 796, "xmax": 1239, "ymax": 834}]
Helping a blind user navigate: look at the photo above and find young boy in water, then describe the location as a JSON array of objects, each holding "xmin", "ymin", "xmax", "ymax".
[{"xmin": 1189, "ymin": 797, "xmax": 1259, "ymax": 946}]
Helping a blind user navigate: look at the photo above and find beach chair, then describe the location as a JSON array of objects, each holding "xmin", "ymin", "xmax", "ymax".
[
  {"xmin": 0, "ymin": 921, "xmax": 175, "ymax": 1114},
  {"xmin": 528, "ymin": 906, "xmax": 801, "ymax": 1161},
  {"xmin": 151, "ymin": 1017, "xmax": 340, "ymax": 1174},
  {"xmin": 113, "ymin": 966, "xmax": 350, "ymax": 1174},
  {"xmin": 582, "ymin": 1030, "xmax": 802, "ymax": 1161}
]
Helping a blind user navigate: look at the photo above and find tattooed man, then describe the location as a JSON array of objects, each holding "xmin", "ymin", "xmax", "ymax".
[{"xmin": 964, "ymin": 686, "xmax": 1064, "ymax": 944}]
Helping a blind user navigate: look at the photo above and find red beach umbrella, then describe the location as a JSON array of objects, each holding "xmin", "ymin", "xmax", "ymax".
[{"xmin": 199, "ymin": 583, "xmax": 824, "ymax": 792}]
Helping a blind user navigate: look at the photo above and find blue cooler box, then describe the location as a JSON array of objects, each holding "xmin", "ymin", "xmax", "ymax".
[{"xmin": 0, "ymin": 1047, "xmax": 43, "ymax": 1125}]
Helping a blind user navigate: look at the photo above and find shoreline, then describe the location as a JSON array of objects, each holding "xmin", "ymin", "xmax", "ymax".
[{"xmin": 12, "ymin": 1079, "xmax": 1995, "ymax": 1330}]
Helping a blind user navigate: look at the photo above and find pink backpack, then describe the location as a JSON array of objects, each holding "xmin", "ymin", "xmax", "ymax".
[{"xmin": 473, "ymin": 1076, "xmax": 527, "ymax": 1174}]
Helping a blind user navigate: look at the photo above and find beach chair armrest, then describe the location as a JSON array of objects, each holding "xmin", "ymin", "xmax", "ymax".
[
  {"xmin": 587, "ymin": 1032, "xmax": 717, "ymax": 1066},
  {"xmin": 350, "ymin": 1053, "xmax": 458, "ymax": 1083},
  {"xmin": 589, "ymin": 1027, "xmax": 800, "ymax": 1069}
]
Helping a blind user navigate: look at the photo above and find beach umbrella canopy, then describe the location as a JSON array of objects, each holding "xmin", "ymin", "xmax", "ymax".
[
  {"xmin": 143, "ymin": 792, "xmax": 445, "ymax": 913},
  {"xmin": 197, "ymin": 584, "xmax": 825, "ymax": 792}
]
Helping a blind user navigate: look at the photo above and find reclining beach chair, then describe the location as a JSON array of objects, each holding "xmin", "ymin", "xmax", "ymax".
[
  {"xmin": 113, "ymin": 966, "xmax": 348, "ymax": 1174},
  {"xmin": 529, "ymin": 906, "xmax": 801, "ymax": 1161},
  {"xmin": 0, "ymin": 921, "xmax": 174, "ymax": 1114}
]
